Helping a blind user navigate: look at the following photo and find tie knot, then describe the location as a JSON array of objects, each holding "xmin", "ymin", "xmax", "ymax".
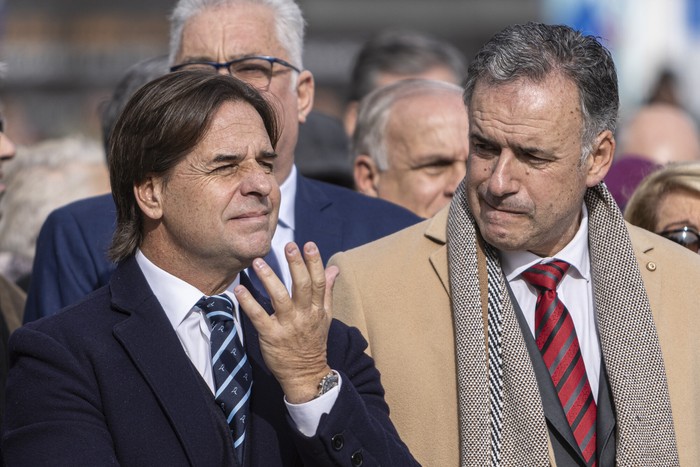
[
  {"xmin": 521, "ymin": 260, "xmax": 570, "ymax": 292},
  {"xmin": 196, "ymin": 294, "xmax": 234, "ymax": 323}
]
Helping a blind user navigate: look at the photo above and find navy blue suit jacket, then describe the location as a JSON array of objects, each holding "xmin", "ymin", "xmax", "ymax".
[
  {"xmin": 4, "ymin": 257, "xmax": 417, "ymax": 466},
  {"xmin": 24, "ymin": 174, "xmax": 420, "ymax": 323}
]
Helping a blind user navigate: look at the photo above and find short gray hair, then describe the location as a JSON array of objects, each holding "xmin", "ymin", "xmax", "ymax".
[
  {"xmin": 464, "ymin": 22, "xmax": 618, "ymax": 163},
  {"xmin": 352, "ymin": 78, "xmax": 463, "ymax": 170},
  {"xmin": 169, "ymin": 0, "xmax": 306, "ymax": 69}
]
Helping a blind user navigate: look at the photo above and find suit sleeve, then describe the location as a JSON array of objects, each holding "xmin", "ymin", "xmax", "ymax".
[
  {"xmin": 23, "ymin": 208, "xmax": 102, "ymax": 323},
  {"xmin": 1, "ymin": 325, "xmax": 119, "ymax": 465},
  {"xmin": 287, "ymin": 321, "xmax": 420, "ymax": 467}
]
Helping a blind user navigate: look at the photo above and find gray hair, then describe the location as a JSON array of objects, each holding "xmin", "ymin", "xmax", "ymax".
[
  {"xmin": 463, "ymin": 22, "xmax": 619, "ymax": 163},
  {"xmin": 348, "ymin": 29, "xmax": 467, "ymax": 103},
  {"xmin": 352, "ymin": 78, "xmax": 464, "ymax": 170},
  {"xmin": 169, "ymin": 0, "xmax": 305, "ymax": 69}
]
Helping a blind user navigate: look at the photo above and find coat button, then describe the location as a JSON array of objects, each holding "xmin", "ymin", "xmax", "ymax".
[
  {"xmin": 331, "ymin": 434, "xmax": 344, "ymax": 451},
  {"xmin": 646, "ymin": 261, "xmax": 656, "ymax": 271},
  {"xmin": 351, "ymin": 450, "xmax": 363, "ymax": 466}
]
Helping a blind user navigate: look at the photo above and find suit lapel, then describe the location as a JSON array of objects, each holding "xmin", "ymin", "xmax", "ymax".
[
  {"xmin": 109, "ymin": 258, "xmax": 235, "ymax": 466},
  {"xmin": 294, "ymin": 175, "xmax": 342, "ymax": 260}
]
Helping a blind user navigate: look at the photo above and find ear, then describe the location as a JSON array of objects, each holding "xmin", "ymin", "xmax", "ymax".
[
  {"xmin": 353, "ymin": 155, "xmax": 381, "ymax": 197},
  {"xmin": 343, "ymin": 101, "xmax": 359, "ymax": 137},
  {"xmin": 296, "ymin": 70, "xmax": 315, "ymax": 124},
  {"xmin": 585, "ymin": 129, "xmax": 615, "ymax": 187},
  {"xmin": 134, "ymin": 175, "xmax": 165, "ymax": 221}
]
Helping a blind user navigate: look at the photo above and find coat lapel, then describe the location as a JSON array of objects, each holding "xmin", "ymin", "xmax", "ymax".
[
  {"xmin": 425, "ymin": 207, "xmax": 450, "ymax": 293},
  {"xmin": 109, "ymin": 258, "xmax": 235, "ymax": 466}
]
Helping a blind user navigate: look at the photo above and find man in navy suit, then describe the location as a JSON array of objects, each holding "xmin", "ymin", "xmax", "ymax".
[
  {"xmin": 3, "ymin": 71, "xmax": 416, "ymax": 466},
  {"xmin": 23, "ymin": 0, "xmax": 419, "ymax": 323}
]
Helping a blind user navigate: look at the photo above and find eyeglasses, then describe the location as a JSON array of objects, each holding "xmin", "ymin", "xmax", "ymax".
[
  {"xmin": 170, "ymin": 55, "xmax": 300, "ymax": 91},
  {"xmin": 658, "ymin": 225, "xmax": 700, "ymax": 253}
]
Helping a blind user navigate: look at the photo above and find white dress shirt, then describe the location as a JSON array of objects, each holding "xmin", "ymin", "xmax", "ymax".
[
  {"xmin": 499, "ymin": 205, "xmax": 601, "ymax": 401},
  {"xmin": 135, "ymin": 249, "xmax": 340, "ymax": 436},
  {"xmin": 267, "ymin": 165, "xmax": 297, "ymax": 292}
]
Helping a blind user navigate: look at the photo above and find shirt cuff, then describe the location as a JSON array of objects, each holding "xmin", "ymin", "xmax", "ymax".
[{"xmin": 285, "ymin": 372, "xmax": 342, "ymax": 437}]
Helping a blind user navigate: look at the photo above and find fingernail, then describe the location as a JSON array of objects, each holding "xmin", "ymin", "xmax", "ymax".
[
  {"xmin": 285, "ymin": 244, "xmax": 298, "ymax": 256},
  {"xmin": 305, "ymin": 243, "xmax": 318, "ymax": 255},
  {"xmin": 254, "ymin": 258, "xmax": 265, "ymax": 269}
]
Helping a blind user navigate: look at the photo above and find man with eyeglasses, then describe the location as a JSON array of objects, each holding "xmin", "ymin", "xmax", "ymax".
[{"xmin": 23, "ymin": 0, "xmax": 420, "ymax": 324}]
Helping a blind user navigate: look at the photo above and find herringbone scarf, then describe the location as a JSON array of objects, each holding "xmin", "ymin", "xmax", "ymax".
[{"xmin": 447, "ymin": 181, "xmax": 679, "ymax": 466}]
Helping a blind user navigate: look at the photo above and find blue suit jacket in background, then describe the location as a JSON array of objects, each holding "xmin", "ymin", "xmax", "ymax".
[
  {"xmin": 4, "ymin": 258, "xmax": 418, "ymax": 466},
  {"xmin": 24, "ymin": 174, "xmax": 420, "ymax": 323}
]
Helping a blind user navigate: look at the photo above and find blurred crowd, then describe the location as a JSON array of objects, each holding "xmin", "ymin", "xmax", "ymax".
[{"xmin": 1, "ymin": 1, "xmax": 700, "ymax": 465}]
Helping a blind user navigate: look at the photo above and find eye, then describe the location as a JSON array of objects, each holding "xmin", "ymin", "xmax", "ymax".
[
  {"xmin": 471, "ymin": 142, "xmax": 498, "ymax": 158},
  {"xmin": 418, "ymin": 160, "xmax": 453, "ymax": 176},
  {"xmin": 212, "ymin": 164, "xmax": 238, "ymax": 174},
  {"xmin": 259, "ymin": 160, "xmax": 274, "ymax": 174}
]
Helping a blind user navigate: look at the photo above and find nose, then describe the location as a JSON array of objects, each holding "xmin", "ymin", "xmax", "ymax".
[
  {"xmin": 239, "ymin": 161, "xmax": 275, "ymax": 197},
  {"xmin": 487, "ymin": 151, "xmax": 519, "ymax": 198},
  {"xmin": 0, "ymin": 131, "xmax": 16, "ymax": 161}
]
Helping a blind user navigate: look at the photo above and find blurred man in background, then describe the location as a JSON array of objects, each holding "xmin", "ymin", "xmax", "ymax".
[
  {"xmin": 352, "ymin": 78, "xmax": 468, "ymax": 218},
  {"xmin": 343, "ymin": 29, "xmax": 467, "ymax": 136}
]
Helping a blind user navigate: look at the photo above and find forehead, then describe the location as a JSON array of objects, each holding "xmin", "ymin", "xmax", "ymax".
[
  {"xmin": 195, "ymin": 100, "xmax": 272, "ymax": 152},
  {"xmin": 389, "ymin": 91, "xmax": 466, "ymax": 132},
  {"xmin": 179, "ymin": 3, "xmax": 286, "ymax": 60},
  {"xmin": 375, "ymin": 66, "xmax": 461, "ymax": 89},
  {"xmin": 469, "ymin": 74, "xmax": 582, "ymax": 141}
]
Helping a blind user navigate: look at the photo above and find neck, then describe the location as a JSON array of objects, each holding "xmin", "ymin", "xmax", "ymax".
[{"xmin": 140, "ymin": 240, "xmax": 242, "ymax": 296}]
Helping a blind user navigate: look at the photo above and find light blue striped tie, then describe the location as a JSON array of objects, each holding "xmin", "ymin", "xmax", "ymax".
[{"xmin": 196, "ymin": 294, "xmax": 252, "ymax": 465}]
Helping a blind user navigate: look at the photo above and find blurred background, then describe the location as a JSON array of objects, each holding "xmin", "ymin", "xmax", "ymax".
[{"xmin": 1, "ymin": 0, "xmax": 700, "ymax": 145}]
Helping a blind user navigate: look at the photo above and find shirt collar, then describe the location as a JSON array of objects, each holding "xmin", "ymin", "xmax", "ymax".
[
  {"xmin": 135, "ymin": 250, "xmax": 240, "ymax": 328},
  {"xmin": 278, "ymin": 164, "xmax": 297, "ymax": 231},
  {"xmin": 500, "ymin": 204, "xmax": 591, "ymax": 282}
]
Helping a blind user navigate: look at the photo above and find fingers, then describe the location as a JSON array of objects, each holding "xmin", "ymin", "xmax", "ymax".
[
  {"xmin": 303, "ymin": 243, "xmax": 327, "ymax": 311},
  {"xmin": 324, "ymin": 265, "xmax": 339, "ymax": 318},
  {"xmin": 286, "ymin": 242, "xmax": 326, "ymax": 311},
  {"xmin": 251, "ymin": 256, "xmax": 289, "ymax": 302},
  {"xmin": 234, "ymin": 284, "xmax": 271, "ymax": 333}
]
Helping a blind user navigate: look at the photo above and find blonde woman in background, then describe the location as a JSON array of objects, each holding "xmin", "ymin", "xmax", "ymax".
[{"xmin": 624, "ymin": 161, "xmax": 700, "ymax": 254}]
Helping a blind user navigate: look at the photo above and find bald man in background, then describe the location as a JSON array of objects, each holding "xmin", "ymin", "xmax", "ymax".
[{"xmin": 606, "ymin": 102, "xmax": 700, "ymax": 209}]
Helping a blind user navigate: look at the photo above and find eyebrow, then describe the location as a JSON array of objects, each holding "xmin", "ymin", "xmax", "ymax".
[
  {"xmin": 470, "ymin": 132, "xmax": 549, "ymax": 158},
  {"xmin": 211, "ymin": 150, "xmax": 278, "ymax": 163}
]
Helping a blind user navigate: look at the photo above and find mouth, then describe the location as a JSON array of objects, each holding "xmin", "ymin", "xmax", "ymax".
[{"xmin": 479, "ymin": 196, "xmax": 527, "ymax": 216}]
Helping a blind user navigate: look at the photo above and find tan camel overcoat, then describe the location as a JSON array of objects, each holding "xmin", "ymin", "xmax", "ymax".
[{"xmin": 330, "ymin": 206, "xmax": 700, "ymax": 466}]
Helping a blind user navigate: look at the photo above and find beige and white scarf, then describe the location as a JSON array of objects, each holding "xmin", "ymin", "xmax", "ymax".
[{"xmin": 446, "ymin": 181, "xmax": 679, "ymax": 466}]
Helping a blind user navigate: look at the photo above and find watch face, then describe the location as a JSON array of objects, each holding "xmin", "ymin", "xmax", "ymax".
[{"xmin": 319, "ymin": 371, "xmax": 339, "ymax": 396}]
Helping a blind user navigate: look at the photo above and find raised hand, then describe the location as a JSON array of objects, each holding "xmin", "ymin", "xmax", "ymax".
[{"xmin": 235, "ymin": 242, "xmax": 339, "ymax": 403}]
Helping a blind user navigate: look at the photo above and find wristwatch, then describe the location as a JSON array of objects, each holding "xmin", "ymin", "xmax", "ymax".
[{"xmin": 316, "ymin": 370, "xmax": 339, "ymax": 397}]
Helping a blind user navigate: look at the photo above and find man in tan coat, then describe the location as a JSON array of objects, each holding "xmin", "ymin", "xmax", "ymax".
[{"xmin": 331, "ymin": 23, "xmax": 700, "ymax": 466}]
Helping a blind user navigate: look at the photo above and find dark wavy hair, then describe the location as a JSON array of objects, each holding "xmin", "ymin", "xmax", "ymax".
[{"xmin": 108, "ymin": 70, "xmax": 279, "ymax": 262}]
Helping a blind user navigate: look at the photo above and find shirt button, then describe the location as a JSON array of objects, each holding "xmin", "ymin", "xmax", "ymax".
[
  {"xmin": 331, "ymin": 434, "xmax": 344, "ymax": 451},
  {"xmin": 351, "ymin": 450, "xmax": 363, "ymax": 466}
]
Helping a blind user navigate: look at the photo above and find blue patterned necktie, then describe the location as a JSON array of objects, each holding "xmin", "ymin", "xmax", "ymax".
[{"xmin": 195, "ymin": 294, "xmax": 252, "ymax": 465}]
